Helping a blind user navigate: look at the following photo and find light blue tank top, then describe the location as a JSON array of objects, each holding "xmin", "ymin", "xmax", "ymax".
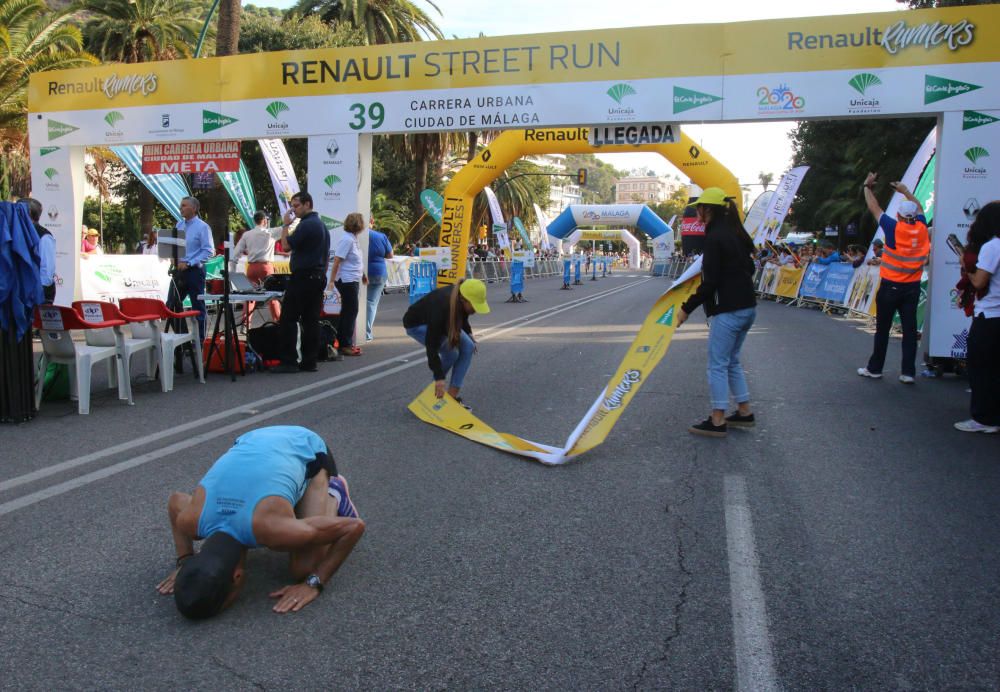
[{"xmin": 197, "ymin": 426, "xmax": 327, "ymax": 548}]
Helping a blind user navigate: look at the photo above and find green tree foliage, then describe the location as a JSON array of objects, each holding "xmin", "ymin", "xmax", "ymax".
[
  {"xmin": 563, "ymin": 153, "xmax": 623, "ymax": 204},
  {"xmin": 289, "ymin": 0, "xmax": 444, "ymax": 44},
  {"xmin": 239, "ymin": 6, "xmax": 363, "ymax": 51},
  {"xmin": 81, "ymin": 0, "xmax": 204, "ymax": 63},
  {"xmin": 0, "ymin": 0, "xmax": 96, "ymax": 197},
  {"xmin": 789, "ymin": 118, "xmax": 935, "ymax": 240},
  {"xmin": 648, "ymin": 186, "xmax": 690, "ymax": 229}
]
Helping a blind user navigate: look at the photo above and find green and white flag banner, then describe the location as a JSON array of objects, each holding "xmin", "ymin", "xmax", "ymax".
[{"xmin": 218, "ymin": 161, "xmax": 257, "ymax": 228}]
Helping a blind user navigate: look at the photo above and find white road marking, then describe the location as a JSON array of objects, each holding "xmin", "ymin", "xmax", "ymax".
[
  {"xmin": 724, "ymin": 474, "xmax": 780, "ymax": 692},
  {"xmin": 0, "ymin": 280, "xmax": 648, "ymax": 516}
]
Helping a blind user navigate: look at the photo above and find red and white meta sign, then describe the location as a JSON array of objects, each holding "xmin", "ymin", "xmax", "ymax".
[{"xmin": 141, "ymin": 141, "xmax": 240, "ymax": 174}]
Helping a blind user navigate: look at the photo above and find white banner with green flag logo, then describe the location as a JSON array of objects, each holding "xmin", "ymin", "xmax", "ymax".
[
  {"xmin": 111, "ymin": 145, "xmax": 188, "ymax": 222},
  {"xmin": 512, "ymin": 217, "xmax": 534, "ymax": 251},
  {"xmin": 259, "ymin": 138, "xmax": 299, "ymax": 217},
  {"xmin": 754, "ymin": 166, "xmax": 809, "ymax": 245},
  {"xmin": 218, "ymin": 161, "xmax": 257, "ymax": 228}
]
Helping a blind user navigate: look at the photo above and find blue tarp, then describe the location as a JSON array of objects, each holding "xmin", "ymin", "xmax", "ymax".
[{"xmin": 0, "ymin": 202, "xmax": 42, "ymax": 341}]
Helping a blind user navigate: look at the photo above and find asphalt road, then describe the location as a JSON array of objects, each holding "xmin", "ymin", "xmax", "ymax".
[{"xmin": 1, "ymin": 273, "xmax": 997, "ymax": 690}]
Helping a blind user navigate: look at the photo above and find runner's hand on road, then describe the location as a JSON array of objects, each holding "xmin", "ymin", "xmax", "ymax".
[
  {"xmin": 270, "ymin": 583, "xmax": 320, "ymax": 613},
  {"xmin": 156, "ymin": 567, "xmax": 180, "ymax": 595}
]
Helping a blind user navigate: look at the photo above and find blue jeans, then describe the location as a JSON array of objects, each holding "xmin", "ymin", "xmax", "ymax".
[
  {"xmin": 707, "ymin": 307, "xmax": 755, "ymax": 411},
  {"xmin": 366, "ymin": 273, "xmax": 387, "ymax": 341},
  {"xmin": 406, "ymin": 325, "xmax": 474, "ymax": 389}
]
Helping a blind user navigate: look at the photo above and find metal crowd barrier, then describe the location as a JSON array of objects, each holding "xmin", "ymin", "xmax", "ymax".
[{"xmin": 650, "ymin": 257, "xmax": 695, "ymax": 279}]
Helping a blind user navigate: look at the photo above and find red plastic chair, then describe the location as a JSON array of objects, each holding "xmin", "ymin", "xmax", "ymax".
[
  {"xmin": 118, "ymin": 298, "xmax": 205, "ymax": 391},
  {"xmin": 73, "ymin": 300, "xmax": 161, "ymax": 405},
  {"xmin": 33, "ymin": 305, "xmax": 129, "ymax": 415}
]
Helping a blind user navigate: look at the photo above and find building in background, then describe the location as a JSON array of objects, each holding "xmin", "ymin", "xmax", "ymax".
[
  {"xmin": 615, "ymin": 174, "xmax": 679, "ymax": 204},
  {"xmin": 527, "ymin": 153, "xmax": 582, "ymax": 213}
]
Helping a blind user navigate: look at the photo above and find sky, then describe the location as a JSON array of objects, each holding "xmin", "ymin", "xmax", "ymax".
[{"xmin": 245, "ymin": 0, "xmax": 904, "ymax": 188}]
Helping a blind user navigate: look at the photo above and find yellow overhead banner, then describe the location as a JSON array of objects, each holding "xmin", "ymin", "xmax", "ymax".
[
  {"xmin": 29, "ymin": 5, "xmax": 1000, "ymax": 113},
  {"xmin": 409, "ymin": 266, "xmax": 702, "ymax": 464}
]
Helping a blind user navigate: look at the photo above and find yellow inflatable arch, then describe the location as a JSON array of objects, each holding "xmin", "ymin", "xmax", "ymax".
[{"xmin": 437, "ymin": 127, "xmax": 741, "ymax": 284}]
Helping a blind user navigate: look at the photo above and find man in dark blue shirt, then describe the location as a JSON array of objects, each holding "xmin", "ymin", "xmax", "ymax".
[{"xmin": 273, "ymin": 192, "xmax": 330, "ymax": 373}]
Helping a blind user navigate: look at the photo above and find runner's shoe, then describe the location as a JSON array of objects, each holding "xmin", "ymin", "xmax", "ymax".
[
  {"xmin": 857, "ymin": 367, "xmax": 882, "ymax": 379},
  {"xmin": 453, "ymin": 396, "xmax": 472, "ymax": 411},
  {"xmin": 953, "ymin": 419, "xmax": 1000, "ymax": 434},
  {"xmin": 725, "ymin": 411, "xmax": 756, "ymax": 428},
  {"xmin": 898, "ymin": 375, "xmax": 915, "ymax": 384},
  {"xmin": 688, "ymin": 417, "xmax": 727, "ymax": 438},
  {"xmin": 327, "ymin": 475, "xmax": 359, "ymax": 518}
]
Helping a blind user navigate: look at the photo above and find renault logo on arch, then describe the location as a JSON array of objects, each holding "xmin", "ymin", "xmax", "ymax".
[{"xmin": 683, "ymin": 145, "xmax": 707, "ymax": 168}]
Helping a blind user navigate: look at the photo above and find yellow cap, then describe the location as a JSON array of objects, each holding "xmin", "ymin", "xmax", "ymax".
[
  {"xmin": 694, "ymin": 187, "xmax": 729, "ymax": 206},
  {"xmin": 459, "ymin": 279, "xmax": 490, "ymax": 314}
]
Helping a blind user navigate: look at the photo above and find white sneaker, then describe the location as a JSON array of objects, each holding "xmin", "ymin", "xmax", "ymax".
[
  {"xmin": 857, "ymin": 367, "xmax": 882, "ymax": 379},
  {"xmin": 898, "ymin": 375, "xmax": 915, "ymax": 384},
  {"xmin": 954, "ymin": 419, "xmax": 1000, "ymax": 434}
]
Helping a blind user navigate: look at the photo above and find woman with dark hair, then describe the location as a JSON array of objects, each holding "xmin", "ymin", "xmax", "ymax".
[
  {"xmin": 328, "ymin": 212, "xmax": 367, "ymax": 356},
  {"xmin": 403, "ymin": 279, "xmax": 491, "ymax": 409},
  {"xmin": 677, "ymin": 187, "xmax": 758, "ymax": 437},
  {"xmin": 955, "ymin": 200, "xmax": 1000, "ymax": 433}
]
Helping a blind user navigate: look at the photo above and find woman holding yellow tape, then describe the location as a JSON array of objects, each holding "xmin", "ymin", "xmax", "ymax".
[{"xmin": 403, "ymin": 279, "xmax": 491, "ymax": 410}]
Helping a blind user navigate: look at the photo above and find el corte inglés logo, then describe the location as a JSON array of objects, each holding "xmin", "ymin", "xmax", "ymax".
[
  {"xmin": 47, "ymin": 119, "xmax": 78, "ymax": 141},
  {"xmin": 657, "ymin": 306, "xmax": 675, "ymax": 327},
  {"xmin": 673, "ymin": 86, "xmax": 722, "ymax": 114},
  {"xmin": 203, "ymin": 109, "xmax": 238, "ymax": 133},
  {"xmin": 963, "ymin": 111, "xmax": 1000, "ymax": 131},
  {"xmin": 924, "ymin": 75, "xmax": 981, "ymax": 104},
  {"xmin": 40, "ymin": 146, "xmax": 59, "ymax": 156}
]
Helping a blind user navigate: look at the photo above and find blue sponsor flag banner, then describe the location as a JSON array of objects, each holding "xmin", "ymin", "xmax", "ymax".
[
  {"xmin": 112, "ymin": 145, "xmax": 188, "ymax": 222},
  {"xmin": 409, "ymin": 261, "xmax": 437, "ymax": 304},
  {"xmin": 563, "ymin": 259, "xmax": 571, "ymax": 284},
  {"xmin": 798, "ymin": 262, "xmax": 829, "ymax": 298},
  {"xmin": 574, "ymin": 258, "xmax": 582, "ymax": 283},
  {"xmin": 511, "ymin": 260, "xmax": 525, "ymax": 293},
  {"xmin": 814, "ymin": 263, "xmax": 856, "ymax": 303}
]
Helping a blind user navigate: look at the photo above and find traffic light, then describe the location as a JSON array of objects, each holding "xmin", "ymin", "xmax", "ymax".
[{"xmin": 577, "ymin": 168, "xmax": 587, "ymax": 186}]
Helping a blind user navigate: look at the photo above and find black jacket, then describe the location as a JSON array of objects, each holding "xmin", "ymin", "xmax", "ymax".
[
  {"xmin": 403, "ymin": 286, "xmax": 472, "ymax": 380},
  {"xmin": 681, "ymin": 219, "xmax": 757, "ymax": 317}
]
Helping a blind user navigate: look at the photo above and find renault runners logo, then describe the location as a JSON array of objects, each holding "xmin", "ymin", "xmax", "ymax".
[
  {"xmin": 47, "ymin": 119, "xmax": 78, "ymax": 141},
  {"xmin": 203, "ymin": 109, "xmax": 238, "ymax": 133},
  {"xmin": 963, "ymin": 111, "xmax": 1000, "ymax": 131},
  {"xmin": 673, "ymin": 87, "xmax": 722, "ymax": 114},
  {"xmin": 925, "ymin": 75, "xmax": 981, "ymax": 104}
]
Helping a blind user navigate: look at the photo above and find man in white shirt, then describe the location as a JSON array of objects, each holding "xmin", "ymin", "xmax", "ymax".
[{"xmin": 231, "ymin": 211, "xmax": 281, "ymax": 285}]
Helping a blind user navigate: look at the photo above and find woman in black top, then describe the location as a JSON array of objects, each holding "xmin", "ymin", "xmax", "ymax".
[
  {"xmin": 677, "ymin": 188, "xmax": 758, "ymax": 437},
  {"xmin": 403, "ymin": 278, "xmax": 490, "ymax": 408}
]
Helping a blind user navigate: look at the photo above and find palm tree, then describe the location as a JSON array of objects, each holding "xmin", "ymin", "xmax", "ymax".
[
  {"xmin": 0, "ymin": 0, "xmax": 96, "ymax": 197},
  {"xmin": 291, "ymin": 0, "xmax": 444, "ymax": 44},
  {"xmin": 758, "ymin": 171, "xmax": 774, "ymax": 191},
  {"xmin": 82, "ymin": 0, "xmax": 203, "ymax": 232},
  {"xmin": 82, "ymin": 0, "xmax": 203, "ymax": 63}
]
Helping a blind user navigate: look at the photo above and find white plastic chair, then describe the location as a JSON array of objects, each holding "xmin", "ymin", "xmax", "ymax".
[
  {"xmin": 74, "ymin": 300, "xmax": 160, "ymax": 405},
  {"xmin": 33, "ymin": 305, "xmax": 129, "ymax": 415},
  {"xmin": 119, "ymin": 298, "xmax": 205, "ymax": 392}
]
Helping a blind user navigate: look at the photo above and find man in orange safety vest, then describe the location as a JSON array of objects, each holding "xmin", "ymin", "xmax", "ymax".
[{"xmin": 857, "ymin": 172, "xmax": 931, "ymax": 384}]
